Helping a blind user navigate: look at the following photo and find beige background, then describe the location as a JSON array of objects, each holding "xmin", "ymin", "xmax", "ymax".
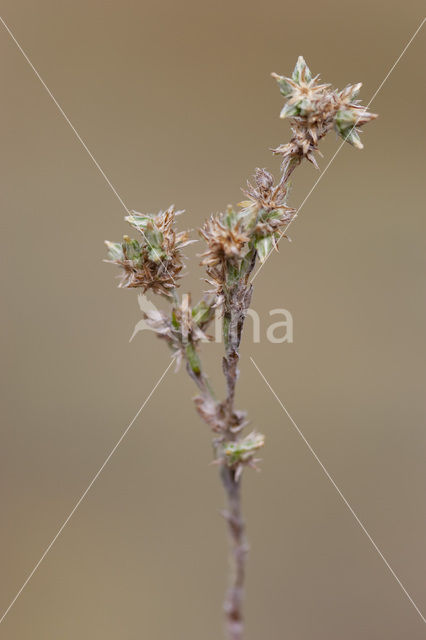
[{"xmin": 1, "ymin": 1, "xmax": 425, "ymax": 638}]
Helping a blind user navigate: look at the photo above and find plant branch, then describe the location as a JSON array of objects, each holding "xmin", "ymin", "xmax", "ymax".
[{"xmin": 105, "ymin": 54, "xmax": 377, "ymax": 640}]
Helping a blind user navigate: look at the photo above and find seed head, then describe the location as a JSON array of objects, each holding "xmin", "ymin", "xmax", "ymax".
[
  {"xmin": 240, "ymin": 169, "xmax": 295, "ymax": 262},
  {"xmin": 199, "ymin": 210, "xmax": 250, "ymax": 299},
  {"xmin": 105, "ymin": 205, "xmax": 194, "ymax": 296},
  {"xmin": 243, "ymin": 168, "xmax": 295, "ymax": 227},
  {"xmin": 272, "ymin": 56, "xmax": 377, "ymax": 166},
  {"xmin": 200, "ymin": 213, "xmax": 249, "ymax": 266}
]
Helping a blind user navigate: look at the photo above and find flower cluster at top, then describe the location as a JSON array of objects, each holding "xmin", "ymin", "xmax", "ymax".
[
  {"xmin": 272, "ymin": 55, "xmax": 377, "ymax": 167},
  {"xmin": 104, "ymin": 56, "xmax": 377, "ymax": 478},
  {"xmin": 105, "ymin": 56, "xmax": 377, "ymax": 303}
]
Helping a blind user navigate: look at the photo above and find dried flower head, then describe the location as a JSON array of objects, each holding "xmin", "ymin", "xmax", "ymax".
[
  {"xmin": 200, "ymin": 212, "xmax": 249, "ymax": 266},
  {"xmin": 243, "ymin": 168, "xmax": 295, "ymax": 228},
  {"xmin": 105, "ymin": 205, "xmax": 194, "ymax": 296},
  {"xmin": 238, "ymin": 169, "xmax": 295, "ymax": 262},
  {"xmin": 199, "ymin": 210, "xmax": 250, "ymax": 299},
  {"xmin": 242, "ymin": 169, "xmax": 293, "ymax": 216},
  {"xmin": 104, "ymin": 57, "xmax": 378, "ymax": 639},
  {"xmin": 272, "ymin": 56, "xmax": 377, "ymax": 166}
]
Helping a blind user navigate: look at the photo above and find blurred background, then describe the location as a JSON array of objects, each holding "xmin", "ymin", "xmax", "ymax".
[{"xmin": 0, "ymin": 1, "xmax": 425, "ymax": 638}]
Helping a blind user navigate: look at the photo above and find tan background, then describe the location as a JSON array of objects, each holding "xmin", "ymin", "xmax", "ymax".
[{"xmin": 1, "ymin": 1, "xmax": 425, "ymax": 638}]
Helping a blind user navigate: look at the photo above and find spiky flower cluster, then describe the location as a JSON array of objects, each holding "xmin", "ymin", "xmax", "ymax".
[
  {"xmin": 105, "ymin": 206, "xmax": 193, "ymax": 296},
  {"xmin": 105, "ymin": 56, "xmax": 377, "ymax": 483},
  {"xmin": 104, "ymin": 56, "xmax": 377, "ymax": 639},
  {"xmin": 199, "ymin": 209, "xmax": 249, "ymax": 302},
  {"xmin": 241, "ymin": 168, "xmax": 296, "ymax": 261},
  {"xmin": 199, "ymin": 168, "xmax": 295, "ymax": 302},
  {"xmin": 272, "ymin": 56, "xmax": 377, "ymax": 167}
]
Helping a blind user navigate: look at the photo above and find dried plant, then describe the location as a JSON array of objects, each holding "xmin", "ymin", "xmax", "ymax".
[{"xmin": 105, "ymin": 56, "xmax": 376, "ymax": 639}]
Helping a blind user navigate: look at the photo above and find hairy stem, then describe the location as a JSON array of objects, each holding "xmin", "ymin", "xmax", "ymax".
[
  {"xmin": 220, "ymin": 257, "xmax": 256, "ymax": 639},
  {"xmin": 221, "ymin": 465, "xmax": 247, "ymax": 640},
  {"xmin": 183, "ymin": 169, "xmax": 294, "ymax": 639}
]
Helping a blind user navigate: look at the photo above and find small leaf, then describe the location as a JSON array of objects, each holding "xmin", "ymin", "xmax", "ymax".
[
  {"xmin": 192, "ymin": 300, "xmax": 213, "ymax": 325},
  {"xmin": 335, "ymin": 122, "xmax": 363, "ymax": 149},
  {"xmin": 125, "ymin": 213, "xmax": 151, "ymax": 230},
  {"xmin": 280, "ymin": 102, "xmax": 300, "ymax": 119},
  {"xmin": 340, "ymin": 82, "xmax": 362, "ymax": 102},
  {"xmin": 186, "ymin": 343, "xmax": 201, "ymax": 375},
  {"xmin": 344, "ymin": 128, "xmax": 363, "ymax": 149},
  {"xmin": 122, "ymin": 237, "xmax": 143, "ymax": 261},
  {"xmin": 105, "ymin": 241, "xmax": 123, "ymax": 261},
  {"xmin": 298, "ymin": 98, "xmax": 313, "ymax": 116},
  {"xmin": 271, "ymin": 73, "xmax": 293, "ymax": 97},
  {"xmin": 335, "ymin": 108, "xmax": 357, "ymax": 129},
  {"xmin": 255, "ymin": 236, "xmax": 273, "ymax": 263},
  {"xmin": 292, "ymin": 56, "xmax": 312, "ymax": 84},
  {"xmin": 224, "ymin": 205, "xmax": 237, "ymax": 228},
  {"xmin": 147, "ymin": 246, "xmax": 166, "ymax": 263},
  {"xmin": 171, "ymin": 310, "xmax": 180, "ymax": 329}
]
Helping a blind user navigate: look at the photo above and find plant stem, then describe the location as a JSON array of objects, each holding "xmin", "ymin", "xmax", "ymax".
[
  {"xmin": 220, "ymin": 261, "xmax": 256, "ymax": 639},
  {"xmin": 221, "ymin": 465, "xmax": 247, "ymax": 640}
]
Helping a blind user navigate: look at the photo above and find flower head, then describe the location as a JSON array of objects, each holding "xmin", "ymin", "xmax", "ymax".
[
  {"xmin": 105, "ymin": 205, "xmax": 194, "ymax": 296},
  {"xmin": 272, "ymin": 56, "xmax": 377, "ymax": 166},
  {"xmin": 242, "ymin": 168, "xmax": 295, "ymax": 229},
  {"xmin": 199, "ymin": 212, "xmax": 249, "ymax": 266},
  {"xmin": 199, "ymin": 209, "xmax": 250, "ymax": 300},
  {"xmin": 240, "ymin": 168, "xmax": 295, "ymax": 262}
]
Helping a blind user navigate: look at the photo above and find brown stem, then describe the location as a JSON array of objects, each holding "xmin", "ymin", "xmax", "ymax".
[
  {"xmin": 223, "ymin": 279, "xmax": 253, "ymax": 417},
  {"xmin": 221, "ymin": 466, "xmax": 247, "ymax": 640},
  {"xmin": 181, "ymin": 335, "xmax": 247, "ymax": 640},
  {"xmin": 220, "ymin": 269, "xmax": 254, "ymax": 639}
]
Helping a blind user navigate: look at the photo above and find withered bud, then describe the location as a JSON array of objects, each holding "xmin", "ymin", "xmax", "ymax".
[
  {"xmin": 243, "ymin": 169, "xmax": 295, "ymax": 219},
  {"xmin": 221, "ymin": 431, "xmax": 265, "ymax": 481}
]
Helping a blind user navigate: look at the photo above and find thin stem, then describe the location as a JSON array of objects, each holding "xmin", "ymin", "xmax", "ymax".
[
  {"xmin": 219, "ymin": 253, "xmax": 257, "ymax": 639},
  {"xmin": 180, "ymin": 155, "xmax": 299, "ymax": 640},
  {"xmin": 221, "ymin": 466, "xmax": 247, "ymax": 640}
]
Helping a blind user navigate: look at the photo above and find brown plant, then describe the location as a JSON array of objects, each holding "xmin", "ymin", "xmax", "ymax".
[{"xmin": 105, "ymin": 56, "xmax": 377, "ymax": 640}]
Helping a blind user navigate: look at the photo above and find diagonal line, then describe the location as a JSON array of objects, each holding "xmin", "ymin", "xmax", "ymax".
[
  {"xmin": 0, "ymin": 357, "xmax": 175, "ymax": 625},
  {"xmin": 0, "ymin": 15, "xmax": 175, "ymax": 282},
  {"xmin": 250, "ymin": 17, "xmax": 426, "ymax": 284},
  {"xmin": 0, "ymin": 16, "xmax": 129, "ymax": 213},
  {"xmin": 250, "ymin": 356, "xmax": 426, "ymax": 626}
]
